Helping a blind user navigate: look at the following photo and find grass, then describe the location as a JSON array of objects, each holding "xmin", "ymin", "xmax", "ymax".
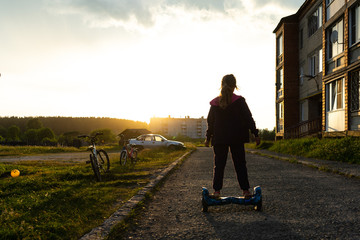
[
  {"xmin": 246, "ymin": 137, "xmax": 360, "ymax": 164},
  {"xmin": 0, "ymin": 144, "xmax": 195, "ymax": 239}
]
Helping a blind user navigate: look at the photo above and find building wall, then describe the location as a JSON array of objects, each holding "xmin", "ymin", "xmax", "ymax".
[
  {"xmin": 275, "ymin": 0, "xmax": 360, "ymax": 138},
  {"xmin": 149, "ymin": 117, "xmax": 207, "ymax": 139},
  {"xmin": 299, "ymin": 1, "xmax": 323, "ymax": 103}
]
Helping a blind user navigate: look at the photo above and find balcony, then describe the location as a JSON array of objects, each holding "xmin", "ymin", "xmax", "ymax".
[{"xmin": 287, "ymin": 117, "xmax": 322, "ymax": 138}]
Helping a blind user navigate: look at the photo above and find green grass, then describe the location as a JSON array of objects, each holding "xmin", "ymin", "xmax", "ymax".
[
  {"xmin": 0, "ymin": 144, "xmax": 194, "ymax": 239},
  {"xmin": 246, "ymin": 137, "xmax": 360, "ymax": 164},
  {"xmin": 0, "ymin": 145, "xmax": 85, "ymax": 156}
]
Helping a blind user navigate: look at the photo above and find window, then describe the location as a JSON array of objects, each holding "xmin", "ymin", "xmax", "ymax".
[
  {"xmin": 277, "ymin": 34, "xmax": 283, "ymax": 56},
  {"xmin": 144, "ymin": 136, "xmax": 153, "ymax": 141},
  {"xmin": 277, "ymin": 68, "xmax": 283, "ymax": 90},
  {"xmin": 327, "ymin": 19, "xmax": 344, "ymax": 60},
  {"xmin": 326, "ymin": 78, "xmax": 344, "ymax": 111},
  {"xmin": 350, "ymin": 71, "xmax": 360, "ymax": 111},
  {"xmin": 309, "ymin": 49, "xmax": 322, "ymax": 76},
  {"xmin": 310, "ymin": 55, "xmax": 316, "ymax": 76},
  {"xmin": 300, "ymin": 101, "xmax": 306, "ymax": 122},
  {"xmin": 326, "ymin": 0, "xmax": 334, "ymax": 6},
  {"xmin": 276, "ymin": 34, "xmax": 283, "ymax": 65},
  {"xmin": 300, "ymin": 66, "xmax": 304, "ymax": 85},
  {"xmin": 350, "ymin": 3, "xmax": 360, "ymax": 47},
  {"xmin": 319, "ymin": 49, "xmax": 323, "ymax": 73},
  {"xmin": 154, "ymin": 136, "xmax": 163, "ymax": 141},
  {"xmin": 308, "ymin": 5, "xmax": 323, "ymax": 37}
]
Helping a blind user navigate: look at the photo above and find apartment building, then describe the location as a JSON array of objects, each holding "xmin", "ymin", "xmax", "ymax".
[
  {"xmin": 274, "ymin": 0, "xmax": 360, "ymax": 139},
  {"xmin": 149, "ymin": 117, "xmax": 207, "ymax": 139}
]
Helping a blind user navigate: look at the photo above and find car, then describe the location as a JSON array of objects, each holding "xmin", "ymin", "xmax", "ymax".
[{"xmin": 128, "ymin": 134, "xmax": 186, "ymax": 150}]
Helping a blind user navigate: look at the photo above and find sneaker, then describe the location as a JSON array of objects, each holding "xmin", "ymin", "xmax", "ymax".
[
  {"xmin": 210, "ymin": 191, "xmax": 221, "ymax": 199},
  {"xmin": 243, "ymin": 190, "xmax": 252, "ymax": 199}
]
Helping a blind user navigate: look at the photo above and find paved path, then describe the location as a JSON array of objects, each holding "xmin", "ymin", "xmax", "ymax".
[{"xmin": 122, "ymin": 147, "xmax": 360, "ymax": 239}]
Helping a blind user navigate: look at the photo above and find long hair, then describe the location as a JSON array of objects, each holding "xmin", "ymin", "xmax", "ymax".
[{"xmin": 219, "ymin": 74, "xmax": 237, "ymax": 109}]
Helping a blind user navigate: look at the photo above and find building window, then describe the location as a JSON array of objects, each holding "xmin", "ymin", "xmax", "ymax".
[
  {"xmin": 319, "ymin": 48, "xmax": 323, "ymax": 73},
  {"xmin": 300, "ymin": 65, "xmax": 304, "ymax": 85},
  {"xmin": 277, "ymin": 68, "xmax": 283, "ymax": 89},
  {"xmin": 276, "ymin": 68, "xmax": 284, "ymax": 99},
  {"xmin": 276, "ymin": 34, "xmax": 283, "ymax": 65},
  {"xmin": 326, "ymin": 0, "xmax": 334, "ymax": 6},
  {"xmin": 308, "ymin": 4, "xmax": 323, "ymax": 37},
  {"xmin": 350, "ymin": 71, "xmax": 360, "ymax": 112},
  {"xmin": 327, "ymin": 18, "xmax": 344, "ymax": 60},
  {"xmin": 326, "ymin": 78, "xmax": 344, "ymax": 112},
  {"xmin": 310, "ymin": 55, "xmax": 316, "ymax": 76},
  {"xmin": 277, "ymin": 101, "xmax": 284, "ymax": 132},
  {"xmin": 309, "ymin": 48, "xmax": 322, "ymax": 76},
  {"xmin": 300, "ymin": 101, "xmax": 306, "ymax": 122},
  {"xmin": 350, "ymin": 3, "xmax": 360, "ymax": 47}
]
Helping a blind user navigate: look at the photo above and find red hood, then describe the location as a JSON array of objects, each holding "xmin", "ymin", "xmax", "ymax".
[{"xmin": 210, "ymin": 94, "xmax": 242, "ymax": 106}]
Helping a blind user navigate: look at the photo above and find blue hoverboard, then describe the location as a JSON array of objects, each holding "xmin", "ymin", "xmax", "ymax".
[{"xmin": 201, "ymin": 186, "xmax": 262, "ymax": 212}]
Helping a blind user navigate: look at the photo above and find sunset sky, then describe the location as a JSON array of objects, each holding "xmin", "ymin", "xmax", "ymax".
[{"xmin": 0, "ymin": 0, "xmax": 304, "ymax": 130}]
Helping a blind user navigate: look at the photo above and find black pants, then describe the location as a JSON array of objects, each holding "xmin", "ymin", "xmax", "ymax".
[{"xmin": 213, "ymin": 144, "xmax": 250, "ymax": 191}]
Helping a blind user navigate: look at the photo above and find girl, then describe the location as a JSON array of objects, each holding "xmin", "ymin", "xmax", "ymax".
[{"xmin": 205, "ymin": 74, "xmax": 260, "ymax": 198}]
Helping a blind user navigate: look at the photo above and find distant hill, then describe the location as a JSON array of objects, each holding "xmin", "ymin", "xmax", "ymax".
[{"xmin": 0, "ymin": 116, "xmax": 148, "ymax": 135}]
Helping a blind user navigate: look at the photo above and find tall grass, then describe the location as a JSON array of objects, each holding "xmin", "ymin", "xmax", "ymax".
[{"xmin": 255, "ymin": 137, "xmax": 360, "ymax": 164}]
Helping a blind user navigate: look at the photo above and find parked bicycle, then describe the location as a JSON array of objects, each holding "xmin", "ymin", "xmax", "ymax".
[
  {"xmin": 78, "ymin": 132, "xmax": 110, "ymax": 181},
  {"xmin": 120, "ymin": 143, "xmax": 138, "ymax": 165}
]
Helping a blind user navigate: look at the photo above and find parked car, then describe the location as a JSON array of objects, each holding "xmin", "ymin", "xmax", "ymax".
[{"xmin": 128, "ymin": 134, "xmax": 185, "ymax": 150}]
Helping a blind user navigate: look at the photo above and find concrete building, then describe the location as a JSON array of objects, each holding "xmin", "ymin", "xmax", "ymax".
[
  {"xmin": 149, "ymin": 117, "xmax": 207, "ymax": 139},
  {"xmin": 274, "ymin": 0, "xmax": 360, "ymax": 139}
]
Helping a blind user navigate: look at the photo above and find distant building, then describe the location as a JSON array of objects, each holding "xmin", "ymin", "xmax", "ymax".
[
  {"xmin": 149, "ymin": 117, "xmax": 207, "ymax": 139},
  {"xmin": 274, "ymin": 0, "xmax": 360, "ymax": 139}
]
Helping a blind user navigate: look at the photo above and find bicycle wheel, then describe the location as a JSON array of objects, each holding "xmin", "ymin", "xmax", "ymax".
[
  {"xmin": 97, "ymin": 149, "xmax": 110, "ymax": 173},
  {"xmin": 120, "ymin": 150, "xmax": 127, "ymax": 165},
  {"xmin": 131, "ymin": 150, "xmax": 138, "ymax": 164},
  {"xmin": 89, "ymin": 154, "xmax": 101, "ymax": 181}
]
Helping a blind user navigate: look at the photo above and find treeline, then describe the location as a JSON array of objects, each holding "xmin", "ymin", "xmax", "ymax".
[{"xmin": 0, "ymin": 117, "xmax": 148, "ymax": 147}]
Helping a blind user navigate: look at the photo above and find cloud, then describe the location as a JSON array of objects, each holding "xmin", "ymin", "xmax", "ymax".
[
  {"xmin": 44, "ymin": 0, "xmax": 301, "ymax": 30},
  {"xmin": 253, "ymin": 0, "xmax": 304, "ymax": 9},
  {"xmin": 45, "ymin": 0, "xmax": 159, "ymax": 28}
]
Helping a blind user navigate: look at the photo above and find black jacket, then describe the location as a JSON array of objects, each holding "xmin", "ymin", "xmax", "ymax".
[{"xmin": 206, "ymin": 94, "xmax": 258, "ymax": 145}]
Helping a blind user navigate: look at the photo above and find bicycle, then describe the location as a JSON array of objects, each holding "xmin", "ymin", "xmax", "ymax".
[
  {"xmin": 120, "ymin": 143, "xmax": 138, "ymax": 165},
  {"xmin": 78, "ymin": 132, "xmax": 110, "ymax": 181}
]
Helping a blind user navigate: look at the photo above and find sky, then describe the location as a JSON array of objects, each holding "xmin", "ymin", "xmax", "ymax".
[{"xmin": 0, "ymin": 0, "xmax": 304, "ymax": 130}]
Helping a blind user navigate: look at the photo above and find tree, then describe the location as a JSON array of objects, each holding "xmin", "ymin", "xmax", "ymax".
[
  {"xmin": 7, "ymin": 125, "xmax": 21, "ymax": 142},
  {"xmin": 27, "ymin": 118, "xmax": 43, "ymax": 130},
  {"xmin": 38, "ymin": 128, "xmax": 55, "ymax": 142},
  {"xmin": 58, "ymin": 131, "xmax": 81, "ymax": 147},
  {"xmin": 259, "ymin": 128, "xmax": 276, "ymax": 141},
  {"xmin": 24, "ymin": 129, "xmax": 39, "ymax": 145},
  {"xmin": 90, "ymin": 128, "xmax": 116, "ymax": 145},
  {"xmin": 0, "ymin": 125, "xmax": 7, "ymax": 138}
]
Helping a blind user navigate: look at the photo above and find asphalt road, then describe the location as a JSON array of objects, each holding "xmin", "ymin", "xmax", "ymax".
[{"xmin": 123, "ymin": 147, "xmax": 360, "ymax": 240}]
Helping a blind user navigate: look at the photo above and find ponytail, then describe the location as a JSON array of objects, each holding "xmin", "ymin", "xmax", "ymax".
[{"xmin": 219, "ymin": 74, "xmax": 237, "ymax": 109}]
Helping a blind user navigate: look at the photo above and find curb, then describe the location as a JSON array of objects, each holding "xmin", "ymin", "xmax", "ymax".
[
  {"xmin": 79, "ymin": 150, "xmax": 194, "ymax": 240},
  {"xmin": 246, "ymin": 149, "xmax": 360, "ymax": 179}
]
